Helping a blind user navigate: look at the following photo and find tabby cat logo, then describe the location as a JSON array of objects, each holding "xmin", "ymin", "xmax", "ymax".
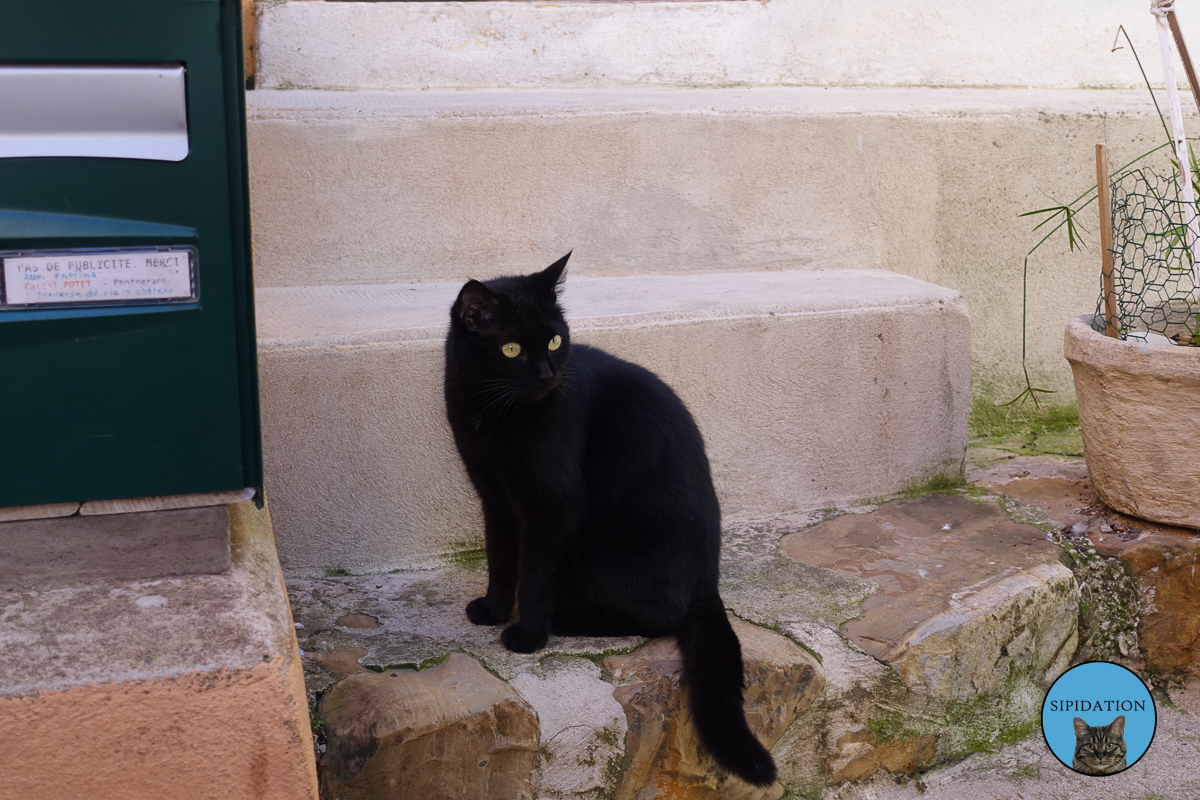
[{"xmin": 1041, "ymin": 661, "xmax": 1157, "ymax": 776}]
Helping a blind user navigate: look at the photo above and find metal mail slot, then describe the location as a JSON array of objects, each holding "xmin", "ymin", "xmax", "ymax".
[{"xmin": 0, "ymin": 65, "xmax": 188, "ymax": 161}]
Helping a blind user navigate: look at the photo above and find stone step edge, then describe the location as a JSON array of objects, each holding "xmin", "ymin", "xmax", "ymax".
[
  {"xmin": 256, "ymin": 269, "xmax": 964, "ymax": 350},
  {"xmin": 247, "ymin": 86, "xmax": 1165, "ymax": 122}
]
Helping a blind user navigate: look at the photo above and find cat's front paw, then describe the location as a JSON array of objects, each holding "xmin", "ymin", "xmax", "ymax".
[
  {"xmin": 466, "ymin": 596, "xmax": 511, "ymax": 626},
  {"xmin": 500, "ymin": 623, "xmax": 548, "ymax": 654}
]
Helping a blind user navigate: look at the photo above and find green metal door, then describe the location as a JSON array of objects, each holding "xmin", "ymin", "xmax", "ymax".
[{"xmin": 0, "ymin": 0, "xmax": 261, "ymax": 508}]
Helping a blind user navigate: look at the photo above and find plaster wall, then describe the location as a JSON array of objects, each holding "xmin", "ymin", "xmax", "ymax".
[{"xmin": 255, "ymin": 0, "xmax": 1165, "ymax": 91}]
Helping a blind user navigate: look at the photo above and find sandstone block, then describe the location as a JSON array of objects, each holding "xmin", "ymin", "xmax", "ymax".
[
  {"xmin": 782, "ymin": 494, "xmax": 1078, "ymax": 702},
  {"xmin": 601, "ymin": 617, "xmax": 823, "ymax": 800},
  {"xmin": 826, "ymin": 729, "xmax": 938, "ymax": 783},
  {"xmin": 1121, "ymin": 535, "xmax": 1200, "ymax": 675},
  {"xmin": 975, "ymin": 457, "xmax": 1200, "ymax": 676},
  {"xmin": 319, "ymin": 653, "xmax": 538, "ymax": 800}
]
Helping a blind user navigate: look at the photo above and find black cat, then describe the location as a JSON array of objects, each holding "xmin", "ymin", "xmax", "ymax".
[{"xmin": 443, "ymin": 252, "xmax": 776, "ymax": 787}]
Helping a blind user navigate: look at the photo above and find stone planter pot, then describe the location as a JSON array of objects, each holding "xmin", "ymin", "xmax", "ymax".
[{"xmin": 1064, "ymin": 313, "xmax": 1200, "ymax": 530}]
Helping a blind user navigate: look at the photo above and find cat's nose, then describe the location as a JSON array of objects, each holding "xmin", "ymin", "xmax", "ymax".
[{"xmin": 537, "ymin": 360, "xmax": 555, "ymax": 381}]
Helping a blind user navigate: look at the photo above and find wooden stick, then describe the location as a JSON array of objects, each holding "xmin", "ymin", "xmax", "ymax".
[
  {"xmin": 1096, "ymin": 143, "xmax": 1119, "ymax": 338},
  {"xmin": 1168, "ymin": 10, "xmax": 1200, "ymax": 114}
]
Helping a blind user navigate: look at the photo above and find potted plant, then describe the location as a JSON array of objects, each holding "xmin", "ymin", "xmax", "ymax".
[{"xmin": 1024, "ymin": 8, "xmax": 1200, "ymax": 529}]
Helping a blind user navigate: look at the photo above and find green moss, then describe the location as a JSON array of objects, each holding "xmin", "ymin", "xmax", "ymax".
[
  {"xmin": 997, "ymin": 495, "xmax": 1058, "ymax": 533},
  {"xmin": 323, "ymin": 566, "xmax": 350, "ymax": 578},
  {"xmin": 443, "ymin": 547, "xmax": 488, "ymax": 571},
  {"xmin": 364, "ymin": 653, "xmax": 451, "ymax": 673},
  {"xmin": 859, "ymin": 472, "xmax": 967, "ymax": 506},
  {"xmin": 898, "ymin": 473, "xmax": 968, "ymax": 500},
  {"xmin": 865, "ymin": 708, "xmax": 923, "ymax": 742},
  {"xmin": 1061, "ymin": 542, "xmax": 1141, "ymax": 666},
  {"xmin": 865, "ymin": 670, "xmax": 1048, "ymax": 766},
  {"xmin": 577, "ymin": 641, "xmax": 646, "ymax": 669},
  {"xmin": 943, "ymin": 681, "xmax": 1042, "ymax": 756},
  {"xmin": 600, "ymin": 752, "xmax": 625, "ymax": 800},
  {"xmin": 969, "ymin": 398, "xmax": 1079, "ymax": 439},
  {"xmin": 957, "ymin": 715, "xmax": 1038, "ymax": 755},
  {"xmin": 596, "ymin": 727, "xmax": 622, "ymax": 748}
]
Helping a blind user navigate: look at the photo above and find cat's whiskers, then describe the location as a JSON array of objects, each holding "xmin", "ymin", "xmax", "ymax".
[
  {"xmin": 454, "ymin": 378, "xmax": 516, "ymax": 396},
  {"xmin": 475, "ymin": 388, "xmax": 520, "ymax": 421},
  {"xmin": 497, "ymin": 388, "xmax": 523, "ymax": 429}
]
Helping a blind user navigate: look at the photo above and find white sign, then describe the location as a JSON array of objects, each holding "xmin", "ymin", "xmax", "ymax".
[{"xmin": 2, "ymin": 249, "xmax": 194, "ymax": 306}]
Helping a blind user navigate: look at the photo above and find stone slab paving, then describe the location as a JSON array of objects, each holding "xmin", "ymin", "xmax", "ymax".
[
  {"xmin": 972, "ymin": 453, "xmax": 1200, "ymax": 675},
  {"xmin": 289, "ymin": 563, "xmax": 823, "ymax": 799},
  {"xmin": 779, "ymin": 494, "xmax": 1077, "ymax": 702},
  {"xmin": 287, "ymin": 442, "xmax": 1200, "ymax": 798},
  {"xmin": 726, "ymin": 495, "xmax": 1078, "ymax": 790},
  {"xmin": 288, "ymin": 487, "xmax": 1083, "ymax": 797},
  {"xmin": 824, "ymin": 445, "xmax": 1200, "ymax": 799}
]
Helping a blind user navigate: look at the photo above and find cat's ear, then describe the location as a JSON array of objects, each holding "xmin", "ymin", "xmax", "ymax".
[
  {"xmin": 1108, "ymin": 715, "xmax": 1126, "ymax": 737},
  {"xmin": 455, "ymin": 280, "xmax": 500, "ymax": 333},
  {"xmin": 1073, "ymin": 718, "xmax": 1090, "ymax": 738},
  {"xmin": 537, "ymin": 251, "xmax": 571, "ymax": 297}
]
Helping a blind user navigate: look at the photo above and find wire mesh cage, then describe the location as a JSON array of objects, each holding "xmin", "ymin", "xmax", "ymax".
[{"xmin": 1094, "ymin": 166, "xmax": 1200, "ymax": 345}]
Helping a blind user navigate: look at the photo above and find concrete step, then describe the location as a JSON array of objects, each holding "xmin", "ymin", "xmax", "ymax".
[
  {"xmin": 255, "ymin": 268, "xmax": 969, "ymax": 576},
  {"xmin": 245, "ymin": 86, "xmax": 1165, "ymax": 407},
  {"xmin": 286, "ymin": 488, "xmax": 1079, "ymax": 798},
  {"xmin": 253, "ymin": 0, "xmax": 1147, "ymax": 93},
  {"xmin": 0, "ymin": 501, "xmax": 318, "ymax": 800}
]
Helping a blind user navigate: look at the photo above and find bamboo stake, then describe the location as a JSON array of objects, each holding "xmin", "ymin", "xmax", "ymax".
[{"xmin": 1097, "ymin": 143, "xmax": 1119, "ymax": 338}]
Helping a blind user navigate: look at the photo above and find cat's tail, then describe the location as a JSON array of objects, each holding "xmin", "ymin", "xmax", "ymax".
[{"xmin": 677, "ymin": 594, "xmax": 777, "ymax": 787}]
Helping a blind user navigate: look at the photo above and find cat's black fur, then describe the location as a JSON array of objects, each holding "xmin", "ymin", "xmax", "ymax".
[
  {"xmin": 1071, "ymin": 715, "xmax": 1127, "ymax": 775},
  {"xmin": 443, "ymin": 253, "xmax": 776, "ymax": 787}
]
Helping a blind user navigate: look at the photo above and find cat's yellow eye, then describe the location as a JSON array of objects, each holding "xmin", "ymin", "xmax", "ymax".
[
  {"xmin": 501, "ymin": 342, "xmax": 521, "ymax": 358},
  {"xmin": 548, "ymin": 335, "xmax": 562, "ymax": 351}
]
